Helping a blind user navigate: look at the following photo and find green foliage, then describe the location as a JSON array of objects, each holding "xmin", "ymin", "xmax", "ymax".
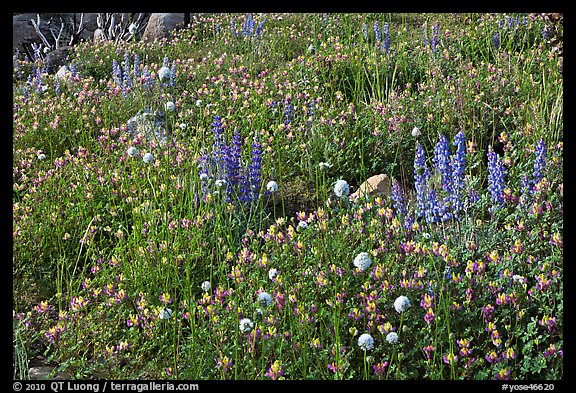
[{"xmin": 13, "ymin": 13, "xmax": 562, "ymax": 380}]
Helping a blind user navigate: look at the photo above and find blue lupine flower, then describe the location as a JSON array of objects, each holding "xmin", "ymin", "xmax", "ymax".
[
  {"xmin": 170, "ymin": 60, "xmax": 177, "ymax": 86},
  {"xmin": 426, "ymin": 189, "xmax": 440, "ymax": 223},
  {"xmin": 450, "ymin": 131, "xmax": 466, "ymax": 217},
  {"xmin": 431, "ymin": 24, "xmax": 440, "ymax": 52},
  {"xmin": 70, "ymin": 62, "xmax": 78, "ymax": 78},
  {"xmin": 306, "ymin": 99, "xmax": 315, "ymax": 126},
  {"xmin": 433, "ymin": 134, "xmax": 452, "ymax": 193},
  {"xmin": 230, "ymin": 20, "xmax": 239, "ymax": 37},
  {"xmin": 13, "ymin": 53, "xmax": 22, "ymax": 80},
  {"xmin": 391, "ymin": 179, "xmax": 407, "ymax": 218},
  {"xmin": 431, "ymin": 134, "xmax": 452, "ymax": 221},
  {"xmin": 132, "ymin": 54, "xmax": 140, "ymax": 79},
  {"xmin": 362, "ymin": 23, "xmax": 369, "ymax": 40},
  {"xmin": 487, "ymin": 146, "xmax": 506, "ymax": 209},
  {"xmin": 34, "ymin": 62, "xmax": 45, "ymax": 93},
  {"xmin": 383, "ymin": 22, "xmax": 391, "ymax": 53},
  {"xmin": 202, "ymin": 117, "xmax": 266, "ymax": 205},
  {"xmin": 414, "ymin": 142, "xmax": 431, "ymax": 219},
  {"xmin": 493, "ymin": 33, "xmax": 500, "ymax": 49},
  {"xmin": 519, "ymin": 175, "xmax": 532, "ymax": 205},
  {"xmin": 122, "ymin": 50, "xmax": 132, "ymax": 88},
  {"xmin": 438, "ymin": 195, "xmax": 452, "ymax": 222},
  {"xmin": 141, "ymin": 66, "xmax": 154, "ymax": 90},
  {"xmin": 533, "ymin": 139, "xmax": 547, "ymax": 185},
  {"xmin": 284, "ymin": 99, "xmax": 294, "ymax": 125},
  {"xmin": 239, "ymin": 169, "xmax": 252, "ymax": 203},
  {"xmin": 467, "ymin": 190, "xmax": 480, "ymax": 206},
  {"xmin": 112, "ymin": 59, "xmax": 123, "ymax": 88},
  {"xmin": 422, "ymin": 24, "xmax": 429, "ymax": 46},
  {"xmin": 256, "ymin": 18, "xmax": 267, "ymax": 37},
  {"xmin": 373, "ymin": 21, "xmax": 382, "ymax": 43},
  {"xmin": 243, "ymin": 14, "xmax": 255, "ymax": 37}
]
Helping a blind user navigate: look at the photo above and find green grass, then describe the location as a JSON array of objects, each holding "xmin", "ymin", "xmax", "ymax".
[{"xmin": 13, "ymin": 13, "xmax": 562, "ymax": 380}]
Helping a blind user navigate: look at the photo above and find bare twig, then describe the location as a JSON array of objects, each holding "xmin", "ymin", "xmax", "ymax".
[{"xmin": 30, "ymin": 14, "xmax": 52, "ymax": 50}]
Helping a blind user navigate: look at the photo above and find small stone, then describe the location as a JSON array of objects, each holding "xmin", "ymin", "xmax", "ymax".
[{"xmin": 350, "ymin": 174, "xmax": 390, "ymax": 201}]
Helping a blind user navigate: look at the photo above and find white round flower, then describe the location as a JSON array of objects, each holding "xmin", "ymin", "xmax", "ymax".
[
  {"xmin": 393, "ymin": 295, "xmax": 411, "ymax": 313},
  {"xmin": 128, "ymin": 23, "xmax": 138, "ymax": 36},
  {"xmin": 165, "ymin": 101, "xmax": 176, "ymax": 112},
  {"xmin": 179, "ymin": 123, "xmax": 187, "ymax": 131},
  {"xmin": 195, "ymin": 99, "xmax": 203, "ymax": 107},
  {"xmin": 318, "ymin": 162, "xmax": 332, "ymax": 171},
  {"xmin": 512, "ymin": 275, "xmax": 526, "ymax": 284},
  {"xmin": 199, "ymin": 173, "xmax": 209, "ymax": 181},
  {"xmin": 158, "ymin": 66, "xmax": 173, "ymax": 82},
  {"xmin": 201, "ymin": 281, "xmax": 211, "ymax": 292},
  {"xmin": 353, "ymin": 252, "xmax": 372, "ymax": 272},
  {"xmin": 386, "ymin": 331, "xmax": 399, "ymax": 344},
  {"xmin": 268, "ymin": 268, "xmax": 279, "ymax": 280},
  {"xmin": 257, "ymin": 291, "xmax": 272, "ymax": 307},
  {"xmin": 43, "ymin": 46, "xmax": 51, "ymax": 54},
  {"xmin": 266, "ymin": 180, "xmax": 279, "ymax": 193},
  {"xmin": 127, "ymin": 146, "xmax": 138, "ymax": 157},
  {"xmin": 358, "ymin": 333, "xmax": 374, "ymax": 351},
  {"xmin": 297, "ymin": 221, "xmax": 309, "ymax": 231},
  {"xmin": 239, "ymin": 317, "xmax": 254, "ymax": 332},
  {"xmin": 159, "ymin": 307, "xmax": 173, "ymax": 320},
  {"xmin": 215, "ymin": 179, "xmax": 227, "ymax": 188},
  {"xmin": 143, "ymin": 152, "xmax": 154, "ymax": 164},
  {"xmin": 37, "ymin": 153, "xmax": 46, "ymax": 161},
  {"xmin": 411, "ymin": 127, "xmax": 421, "ymax": 137},
  {"xmin": 334, "ymin": 179, "xmax": 350, "ymax": 197}
]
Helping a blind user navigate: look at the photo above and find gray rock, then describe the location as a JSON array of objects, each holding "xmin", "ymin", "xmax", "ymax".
[
  {"xmin": 44, "ymin": 46, "xmax": 74, "ymax": 74},
  {"xmin": 93, "ymin": 28, "xmax": 106, "ymax": 44},
  {"xmin": 124, "ymin": 109, "xmax": 169, "ymax": 145},
  {"xmin": 13, "ymin": 13, "xmax": 43, "ymax": 52},
  {"xmin": 29, "ymin": 366, "xmax": 73, "ymax": 380},
  {"xmin": 142, "ymin": 13, "xmax": 187, "ymax": 41}
]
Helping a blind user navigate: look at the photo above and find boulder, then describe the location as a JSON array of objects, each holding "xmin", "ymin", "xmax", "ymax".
[
  {"xmin": 93, "ymin": 28, "xmax": 107, "ymax": 44},
  {"xmin": 44, "ymin": 46, "xmax": 74, "ymax": 74},
  {"xmin": 123, "ymin": 109, "xmax": 169, "ymax": 145},
  {"xmin": 142, "ymin": 13, "xmax": 188, "ymax": 41},
  {"xmin": 13, "ymin": 13, "xmax": 43, "ymax": 52},
  {"xmin": 54, "ymin": 65, "xmax": 73, "ymax": 84},
  {"xmin": 350, "ymin": 174, "xmax": 391, "ymax": 201}
]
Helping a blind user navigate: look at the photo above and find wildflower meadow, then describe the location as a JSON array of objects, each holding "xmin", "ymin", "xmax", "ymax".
[{"xmin": 13, "ymin": 13, "xmax": 563, "ymax": 382}]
